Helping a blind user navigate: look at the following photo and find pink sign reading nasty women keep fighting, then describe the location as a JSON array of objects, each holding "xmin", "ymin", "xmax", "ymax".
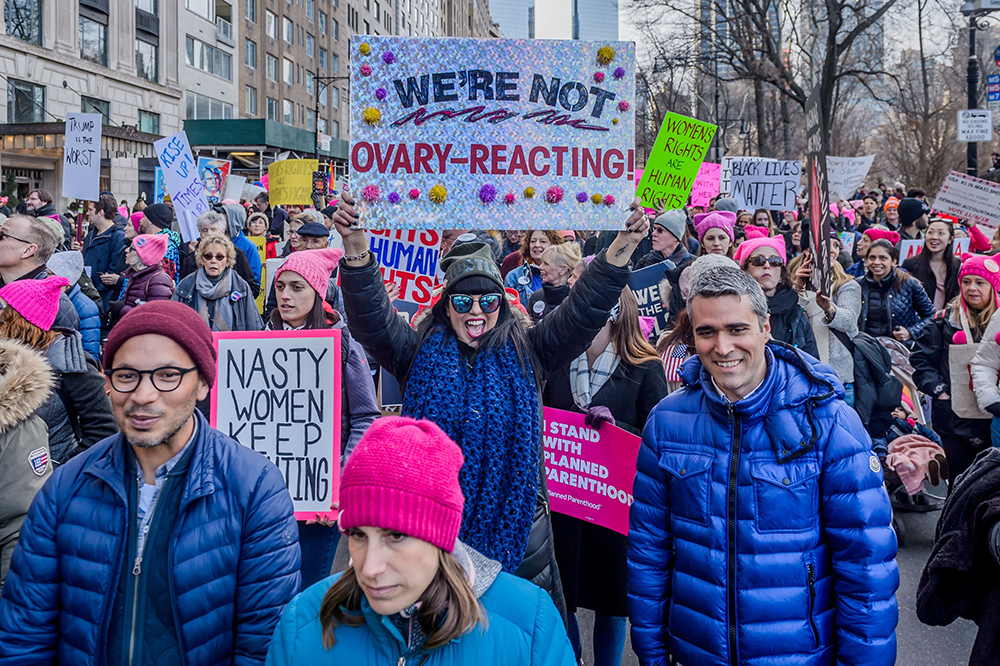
[{"xmin": 543, "ymin": 407, "xmax": 642, "ymax": 536}]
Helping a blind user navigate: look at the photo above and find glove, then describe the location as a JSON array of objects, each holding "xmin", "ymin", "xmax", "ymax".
[
  {"xmin": 584, "ymin": 405, "xmax": 616, "ymax": 430},
  {"xmin": 986, "ymin": 403, "xmax": 1000, "ymax": 419}
]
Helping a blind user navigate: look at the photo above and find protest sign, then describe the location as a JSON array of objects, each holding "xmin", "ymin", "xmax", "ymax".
[
  {"xmin": 635, "ymin": 113, "xmax": 716, "ymax": 209},
  {"xmin": 242, "ymin": 181, "xmax": 267, "ymax": 202},
  {"xmin": 153, "ymin": 167, "xmax": 167, "ymax": 203},
  {"xmin": 224, "ymin": 175, "xmax": 247, "ymax": 202},
  {"xmin": 211, "ymin": 329, "xmax": 342, "ymax": 519},
  {"xmin": 728, "ymin": 158, "xmax": 801, "ymax": 211},
  {"xmin": 154, "ymin": 131, "xmax": 209, "ymax": 242},
  {"xmin": 198, "ymin": 157, "xmax": 232, "ymax": 202},
  {"xmin": 349, "ymin": 36, "xmax": 636, "ymax": 230},
  {"xmin": 61, "ymin": 113, "xmax": 102, "ymax": 201},
  {"xmin": 719, "ymin": 155, "xmax": 773, "ymax": 197},
  {"xmin": 826, "ymin": 155, "xmax": 875, "ymax": 201},
  {"xmin": 838, "ymin": 231, "xmax": 855, "ymax": 257},
  {"xmin": 933, "ymin": 170, "xmax": 1000, "ymax": 227},
  {"xmin": 249, "ymin": 236, "xmax": 267, "ymax": 314},
  {"xmin": 628, "ymin": 261, "xmax": 670, "ymax": 337},
  {"xmin": 542, "ymin": 407, "xmax": 641, "ymax": 536},
  {"xmin": 376, "ymin": 301, "xmax": 421, "ymax": 410},
  {"xmin": 900, "ymin": 237, "xmax": 971, "ymax": 261},
  {"xmin": 268, "ymin": 159, "xmax": 319, "ymax": 206},
  {"xmin": 805, "ymin": 87, "xmax": 831, "ymax": 295},
  {"xmin": 265, "ymin": 257, "xmax": 287, "ymax": 297},
  {"xmin": 369, "ymin": 229, "xmax": 442, "ymax": 305},
  {"xmin": 690, "ymin": 162, "xmax": 721, "ymax": 207}
]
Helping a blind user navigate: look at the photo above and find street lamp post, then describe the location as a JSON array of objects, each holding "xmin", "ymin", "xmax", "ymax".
[
  {"xmin": 314, "ymin": 75, "xmax": 350, "ymax": 161},
  {"xmin": 961, "ymin": 0, "xmax": 1000, "ymax": 176}
]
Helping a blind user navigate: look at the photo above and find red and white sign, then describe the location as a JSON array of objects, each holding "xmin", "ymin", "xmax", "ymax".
[{"xmin": 369, "ymin": 229, "xmax": 442, "ymax": 305}]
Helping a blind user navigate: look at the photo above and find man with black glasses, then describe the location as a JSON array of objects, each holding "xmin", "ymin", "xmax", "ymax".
[
  {"xmin": 0, "ymin": 214, "xmax": 79, "ymax": 330},
  {"xmin": 0, "ymin": 300, "xmax": 300, "ymax": 665}
]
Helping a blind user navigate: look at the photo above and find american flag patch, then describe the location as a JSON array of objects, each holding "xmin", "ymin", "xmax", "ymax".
[
  {"xmin": 663, "ymin": 345, "xmax": 688, "ymax": 382},
  {"xmin": 27, "ymin": 447, "xmax": 49, "ymax": 476}
]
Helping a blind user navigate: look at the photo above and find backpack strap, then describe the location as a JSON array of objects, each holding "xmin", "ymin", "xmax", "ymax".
[{"xmin": 830, "ymin": 326, "xmax": 855, "ymax": 355}]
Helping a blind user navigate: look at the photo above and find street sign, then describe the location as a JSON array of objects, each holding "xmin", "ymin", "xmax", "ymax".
[
  {"xmin": 958, "ymin": 109, "xmax": 994, "ymax": 142},
  {"xmin": 989, "ymin": 74, "xmax": 1000, "ymax": 85}
]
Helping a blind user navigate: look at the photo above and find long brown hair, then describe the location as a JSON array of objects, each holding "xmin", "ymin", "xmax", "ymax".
[
  {"xmin": 518, "ymin": 230, "xmax": 565, "ymax": 264},
  {"xmin": 0, "ymin": 306, "xmax": 58, "ymax": 351},
  {"xmin": 612, "ymin": 288, "xmax": 662, "ymax": 367},
  {"xmin": 319, "ymin": 547, "xmax": 486, "ymax": 650}
]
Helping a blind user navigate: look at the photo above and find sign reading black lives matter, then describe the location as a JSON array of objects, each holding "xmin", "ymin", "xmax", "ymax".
[{"xmin": 210, "ymin": 330, "xmax": 342, "ymax": 518}]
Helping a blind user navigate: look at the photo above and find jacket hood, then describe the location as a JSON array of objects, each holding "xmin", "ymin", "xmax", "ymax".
[
  {"xmin": 31, "ymin": 203, "xmax": 57, "ymax": 217},
  {"xmin": 223, "ymin": 204, "xmax": 247, "ymax": 240},
  {"xmin": 680, "ymin": 342, "xmax": 842, "ymax": 462},
  {"xmin": 45, "ymin": 329, "xmax": 89, "ymax": 374},
  {"xmin": 767, "ymin": 287, "xmax": 800, "ymax": 314},
  {"xmin": 0, "ymin": 338, "xmax": 54, "ymax": 433},
  {"xmin": 453, "ymin": 540, "xmax": 502, "ymax": 599}
]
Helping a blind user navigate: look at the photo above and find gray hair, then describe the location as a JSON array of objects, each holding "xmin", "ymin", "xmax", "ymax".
[
  {"xmin": 687, "ymin": 265, "xmax": 769, "ymax": 329},
  {"xmin": 196, "ymin": 211, "xmax": 227, "ymax": 233},
  {"xmin": 9, "ymin": 215, "xmax": 60, "ymax": 266},
  {"xmin": 297, "ymin": 209, "xmax": 325, "ymax": 226}
]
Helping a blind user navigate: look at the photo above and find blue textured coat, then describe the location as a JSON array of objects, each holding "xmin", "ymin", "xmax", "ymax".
[
  {"xmin": 857, "ymin": 271, "xmax": 935, "ymax": 339},
  {"xmin": 67, "ymin": 284, "xmax": 100, "ymax": 359},
  {"xmin": 266, "ymin": 572, "xmax": 575, "ymax": 666},
  {"xmin": 0, "ymin": 411, "xmax": 301, "ymax": 665},
  {"xmin": 628, "ymin": 343, "xmax": 898, "ymax": 666},
  {"xmin": 504, "ymin": 262, "xmax": 542, "ymax": 304},
  {"xmin": 81, "ymin": 225, "xmax": 126, "ymax": 311}
]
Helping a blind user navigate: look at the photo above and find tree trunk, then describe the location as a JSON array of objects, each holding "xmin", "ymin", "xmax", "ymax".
[{"xmin": 755, "ymin": 78, "xmax": 770, "ymax": 157}]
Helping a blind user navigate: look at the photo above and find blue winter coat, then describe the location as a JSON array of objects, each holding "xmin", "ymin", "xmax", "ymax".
[
  {"xmin": 81, "ymin": 224, "xmax": 126, "ymax": 311},
  {"xmin": 225, "ymin": 204, "xmax": 263, "ymax": 283},
  {"xmin": 266, "ymin": 569, "xmax": 575, "ymax": 666},
  {"xmin": 857, "ymin": 270, "xmax": 935, "ymax": 339},
  {"xmin": 67, "ymin": 284, "xmax": 100, "ymax": 359},
  {"xmin": 628, "ymin": 343, "xmax": 898, "ymax": 666},
  {"xmin": 504, "ymin": 262, "xmax": 541, "ymax": 304},
  {"xmin": 0, "ymin": 410, "xmax": 301, "ymax": 665}
]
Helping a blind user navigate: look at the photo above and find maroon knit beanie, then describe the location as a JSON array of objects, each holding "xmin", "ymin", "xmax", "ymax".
[
  {"xmin": 104, "ymin": 300, "xmax": 218, "ymax": 386},
  {"xmin": 339, "ymin": 416, "xmax": 465, "ymax": 552}
]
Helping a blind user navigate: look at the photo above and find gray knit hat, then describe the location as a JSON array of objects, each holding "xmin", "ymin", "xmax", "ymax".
[
  {"xmin": 653, "ymin": 209, "xmax": 688, "ymax": 241},
  {"xmin": 47, "ymin": 250, "xmax": 84, "ymax": 285},
  {"xmin": 440, "ymin": 242, "xmax": 503, "ymax": 292},
  {"xmin": 714, "ymin": 198, "xmax": 739, "ymax": 213}
]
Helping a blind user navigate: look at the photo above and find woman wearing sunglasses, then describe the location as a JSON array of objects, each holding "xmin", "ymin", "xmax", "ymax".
[
  {"xmin": 333, "ymin": 191, "xmax": 650, "ymax": 615},
  {"xmin": 735, "ymin": 235, "xmax": 819, "ymax": 358},
  {"xmin": 173, "ymin": 234, "xmax": 262, "ymax": 332}
]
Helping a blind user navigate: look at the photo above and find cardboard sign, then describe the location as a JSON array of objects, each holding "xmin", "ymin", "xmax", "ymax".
[
  {"xmin": 153, "ymin": 167, "xmax": 167, "ymax": 203},
  {"xmin": 900, "ymin": 237, "xmax": 971, "ymax": 261},
  {"xmin": 154, "ymin": 131, "xmax": 209, "ymax": 243},
  {"xmin": 268, "ymin": 159, "xmax": 319, "ymax": 206},
  {"xmin": 826, "ymin": 155, "xmax": 875, "ymax": 201},
  {"xmin": 719, "ymin": 155, "xmax": 773, "ymax": 197},
  {"xmin": 958, "ymin": 110, "xmax": 993, "ymax": 142},
  {"xmin": 249, "ymin": 236, "xmax": 267, "ymax": 314},
  {"xmin": 628, "ymin": 261, "xmax": 670, "ymax": 337},
  {"xmin": 349, "ymin": 36, "xmax": 636, "ymax": 230},
  {"xmin": 805, "ymin": 87, "xmax": 831, "ymax": 295},
  {"xmin": 542, "ymin": 407, "xmax": 642, "ymax": 536},
  {"xmin": 933, "ymin": 170, "xmax": 1000, "ymax": 228},
  {"xmin": 635, "ymin": 112, "xmax": 716, "ymax": 209},
  {"xmin": 198, "ymin": 157, "xmax": 232, "ymax": 202},
  {"xmin": 728, "ymin": 158, "xmax": 801, "ymax": 211},
  {"xmin": 265, "ymin": 256, "xmax": 287, "ymax": 297},
  {"xmin": 690, "ymin": 162, "xmax": 721, "ymax": 207},
  {"xmin": 369, "ymin": 229, "xmax": 442, "ymax": 305},
  {"xmin": 61, "ymin": 113, "xmax": 103, "ymax": 200},
  {"xmin": 210, "ymin": 329, "xmax": 342, "ymax": 520}
]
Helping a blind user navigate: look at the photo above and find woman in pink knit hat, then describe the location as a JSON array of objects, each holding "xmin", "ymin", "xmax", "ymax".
[
  {"xmin": 266, "ymin": 416, "xmax": 576, "ymax": 666},
  {"xmin": 109, "ymin": 234, "xmax": 174, "ymax": 324}
]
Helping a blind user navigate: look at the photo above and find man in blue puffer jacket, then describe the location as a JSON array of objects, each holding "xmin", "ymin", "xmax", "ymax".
[
  {"xmin": 628, "ymin": 265, "xmax": 898, "ymax": 666},
  {"xmin": 47, "ymin": 251, "xmax": 101, "ymax": 359},
  {"xmin": 0, "ymin": 300, "xmax": 300, "ymax": 665}
]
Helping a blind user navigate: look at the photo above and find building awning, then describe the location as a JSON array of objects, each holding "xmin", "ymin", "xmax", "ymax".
[
  {"xmin": 184, "ymin": 119, "xmax": 349, "ymax": 161},
  {"xmin": 0, "ymin": 122, "xmax": 161, "ymax": 159}
]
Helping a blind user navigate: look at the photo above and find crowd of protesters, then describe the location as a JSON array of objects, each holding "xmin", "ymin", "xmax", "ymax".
[{"xmin": 0, "ymin": 177, "xmax": 997, "ymax": 666}]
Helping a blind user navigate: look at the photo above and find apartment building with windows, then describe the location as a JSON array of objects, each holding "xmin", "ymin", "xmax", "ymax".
[{"xmin": 180, "ymin": 0, "xmax": 240, "ymax": 122}]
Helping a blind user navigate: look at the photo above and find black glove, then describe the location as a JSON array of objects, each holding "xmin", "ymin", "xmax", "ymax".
[{"xmin": 986, "ymin": 403, "xmax": 1000, "ymax": 419}]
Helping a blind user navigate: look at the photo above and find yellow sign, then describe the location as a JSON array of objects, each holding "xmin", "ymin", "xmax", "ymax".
[
  {"xmin": 267, "ymin": 159, "xmax": 318, "ymax": 206},
  {"xmin": 249, "ymin": 236, "xmax": 267, "ymax": 315}
]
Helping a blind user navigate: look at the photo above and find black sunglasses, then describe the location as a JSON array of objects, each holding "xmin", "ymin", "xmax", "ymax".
[
  {"xmin": 202, "ymin": 252, "xmax": 227, "ymax": 262},
  {"xmin": 747, "ymin": 255, "xmax": 784, "ymax": 268},
  {"xmin": 449, "ymin": 293, "xmax": 502, "ymax": 314}
]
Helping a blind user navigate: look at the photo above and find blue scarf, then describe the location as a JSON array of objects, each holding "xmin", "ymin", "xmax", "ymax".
[{"xmin": 402, "ymin": 328, "xmax": 539, "ymax": 572}]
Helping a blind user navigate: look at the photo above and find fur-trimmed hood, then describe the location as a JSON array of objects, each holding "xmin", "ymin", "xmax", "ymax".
[{"xmin": 0, "ymin": 339, "xmax": 54, "ymax": 434}]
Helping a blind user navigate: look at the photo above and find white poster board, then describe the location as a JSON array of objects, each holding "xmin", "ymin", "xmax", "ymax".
[
  {"xmin": 933, "ymin": 170, "xmax": 1000, "ymax": 228},
  {"xmin": 719, "ymin": 155, "xmax": 774, "ymax": 197},
  {"xmin": 958, "ymin": 110, "xmax": 994, "ymax": 143},
  {"xmin": 728, "ymin": 158, "xmax": 801, "ymax": 210},
  {"xmin": 826, "ymin": 155, "xmax": 875, "ymax": 201},
  {"xmin": 61, "ymin": 113, "xmax": 103, "ymax": 200},
  {"xmin": 223, "ymin": 175, "xmax": 247, "ymax": 202},
  {"xmin": 153, "ymin": 131, "xmax": 210, "ymax": 243},
  {"xmin": 900, "ymin": 237, "xmax": 971, "ymax": 261}
]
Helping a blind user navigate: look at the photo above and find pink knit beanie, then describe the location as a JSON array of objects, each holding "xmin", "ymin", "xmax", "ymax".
[
  {"xmin": 132, "ymin": 234, "xmax": 168, "ymax": 267},
  {"xmin": 742, "ymin": 224, "xmax": 770, "ymax": 240},
  {"xmin": 693, "ymin": 211, "xmax": 736, "ymax": 243},
  {"xmin": 0, "ymin": 276, "xmax": 69, "ymax": 331},
  {"xmin": 339, "ymin": 416, "xmax": 465, "ymax": 552},
  {"xmin": 734, "ymin": 235, "xmax": 787, "ymax": 266},
  {"xmin": 274, "ymin": 248, "xmax": 344, "ymax": 297},
  {"xmin": 863, "ymin": 228, "xmax": 900, "ymax": 245},
  {"xmin": 960, "ymin": 253, "xmax": 1000, "ymax": 306},
  {"xmin": 129, "ymin": 211, "xmax": 144, "ymax": 233}
]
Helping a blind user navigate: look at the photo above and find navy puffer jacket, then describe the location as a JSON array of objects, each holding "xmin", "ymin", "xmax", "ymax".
[
  {"xmin": 857, "ymin": 270, "xmax": 935, "ymax": 340},
  {"xmin": 0, "ymin": 410, "xmax": 300, "ymax": 665},
  {"xmin": 628, "ymin": 343, "xmax": 898, "ymax": 666}
]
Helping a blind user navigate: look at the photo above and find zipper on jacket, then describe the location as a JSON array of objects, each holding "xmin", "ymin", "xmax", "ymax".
[
  {"xmin": 128, "ymin": 476, "xmax": 164, "ymax": 666},
  {"xmin": 726, "ymin": 403, "xmax": 741, "ymax": 666},
  {"xmin": 806, "ymin": 563, "xmax": 819, "ymax": 648}
]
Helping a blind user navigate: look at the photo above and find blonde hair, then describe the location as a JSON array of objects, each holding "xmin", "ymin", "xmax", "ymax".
[
  {"xmin": 540, "ymin": 242, "xmax": 582, "ymax": 277},
  {"xmin": 948, "ymin": 290, "xmax": 999, "ymax": 333},
  {"xmin": 195, "ymin": 234, "xmax": 237, "ymax": 269}
]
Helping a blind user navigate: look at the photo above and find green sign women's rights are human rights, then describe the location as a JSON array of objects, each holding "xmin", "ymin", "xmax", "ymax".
[{"xmin": 635, "ymin": 112, "xmax": 717, "ymax": 210}]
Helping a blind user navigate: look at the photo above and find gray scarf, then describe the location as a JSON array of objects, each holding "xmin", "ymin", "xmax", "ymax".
[{"xmin": 195, "ymin": 268, "xmax": 235, "ymax": 332}]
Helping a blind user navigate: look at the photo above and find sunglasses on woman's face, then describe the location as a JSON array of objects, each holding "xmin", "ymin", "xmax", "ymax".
[
  {"xmin": 203, "ymin": 252, "xmax": 226, "ymax": 262},
  {"xmin": 449, "ymin": 293, "xmax": 502, "ymax": 314},
  {"xmin": 747, "ymin": 255, "xmax": 784, "ymax": 268}
]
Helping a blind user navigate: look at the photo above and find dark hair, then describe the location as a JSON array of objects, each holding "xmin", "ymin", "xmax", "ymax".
[
  {"xmin": 28, "ymin": 189, "xmax": 52, "ymax": 205},
  {"xmin": 867, "ymin": 238, "xmax": 912, "ymax": 292},
  {"xmin": 863, "ymin": 194, "xmax": 877, "ymax": 203},
  {"xmin": 912, "ymin": 219, "xmax": 954, "ymax": 269},
  {"xmin": 95, "ymin": 194, "xmax": 118, "ymax": 220},
  {"xmin": 268, "ymin": 290, "xmax": 334, "ymax": 330},
  {"xmin": 907, "ymin": 188, "xmax": 926, "ymax": 198}
]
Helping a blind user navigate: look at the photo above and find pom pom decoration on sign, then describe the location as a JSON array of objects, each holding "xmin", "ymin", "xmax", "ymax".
[{"xmin": 349, "ymin": 36, "xmax": 636, "ymax": 230}]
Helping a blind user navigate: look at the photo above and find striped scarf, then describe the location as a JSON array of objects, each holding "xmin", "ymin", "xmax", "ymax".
[{"xmin": 569, "ymin": 343, "xmax": 619, "ymax": 410}]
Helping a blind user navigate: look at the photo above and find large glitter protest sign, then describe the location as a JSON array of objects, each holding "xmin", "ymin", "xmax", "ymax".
[{"xmin": 349, "ymin": 36, "xmax": 636, "ymax": 230}]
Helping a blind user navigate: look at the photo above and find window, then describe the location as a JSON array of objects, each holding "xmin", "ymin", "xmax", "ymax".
[
  {"xmin": 6, "ymin": 79, "xmax": 44, "ymax": 123},
  {"xmin": 331, "ymin": 86, "xmax": 339, "ymax": 108},
  {"xmin": 307, "ymin": 109, "xmax": 316, "ymax": 131},
  {"xmin": 318, "ymin": 117, "xmax": 326, "ymax": 133},
  {"xmin": 283, "ymin": 99, "xmax": 293, "ymax": 124},
  {"xmin": 135, "ymin": 38, "xmax": 158, "ymax": 82},
  {"xmin": 305, "ymin": 33, "xmax": 314, "ymax": 57},
  {"xmin": 265, "ymin": 10, "xmax": 277, "ymax": 38},
  {"xmin": 318, "ymin": 82, "xmax": 327, "ymax": 105},
  {"xmin": 331, "ymin": 119, "xmax": 340, "ymax": 139},
  {"xmin": 319, "ymin": 48, "xmax": 327, "ymax": 69},
  {"xmin": 81, "ymin": 96, "xmax": 110, "ymax": 124},
  {"xmin": 283, "ymin": 17, "xmax": 293, "ymax": 43},
  {"xmin": 245, "ymin": 86, "xmax": 257, "ymax": 115},
  {"xmin": 4, "ymin": 0, "xmax": 42, "ymax": 44},
  {"xmin": 266, "ymin": 53, "xmax": 278, "ymax": 81},
  {"xmin": 245, "ymin": 0, "xmax": 256, "ymax": 22},
  {"xmin": 267, "ymin": 97, "xmax": 278, "ymax": 121},
  {"xmin": 332, "ymin": 0, "xmax": 338, "ymax": 8},
  {"xmin": 79, "ymin": 16, "xmax": 107, "ymax": 66},
  {"xmin": 374, "ymin": 1, "xmax": 379, "ymax": 19},
  {"xmin": 306, "ymin": 70, "xmax": 314, "ymax": 94},
  {"xmin": 319, "ymin": 11, "xmax": 326, "ymax": 33},
  {"xmin": 186, "ymin": 91, "xmax": 233, "ymax": 120},
  {"xmin": 186, "ymin": 36, "xmax": 233, "ymax": 81},
  {"xmin": 364, "ymin": 0, "xmax": 369, "ymax": 9},
  {"xmin": 186, "ymin": 0, "xmax": 214, "ymax": 21},
  {"xmin": 331, "ymin": 52, "xmax": 339, "ymax": 74},
  {"xmin": 305, "ymin": 0, "xmax": 314, "ymax": 20},
  {"xmin": 138, "ymin": 110, "xmax": 160, "ymax": 134},
  {"xmin": 136, "ymin": 0, "xmax": 158, "ymax": 14},
  {"xmin": 333, "ymin": 18, "xmax": 339, "ymax": 39},
  {"xmin": 363, "ymin": 20, "xmax": 369, "ymax": 34},
  {"xmin": 245, "ymin": 38, "xmax": 256, "ymax": 68},
  {"xmin": 283, "ymin": 58, "xmax": 293, "ymax": 84}
]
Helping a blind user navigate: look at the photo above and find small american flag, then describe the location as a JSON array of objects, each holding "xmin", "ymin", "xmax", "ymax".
[{"xmin": 662, "ymin": 345, "xmax": 688, "ymax": 382}]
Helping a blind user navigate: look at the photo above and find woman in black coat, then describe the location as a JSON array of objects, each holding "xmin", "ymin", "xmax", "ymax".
[
  {"xmin": 901, "ymin": 217, "xmax": 960, "ymax": 312},
  {"xmin": 543, "ymin": 287, "xmax": 667, "ymax": 666}
]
